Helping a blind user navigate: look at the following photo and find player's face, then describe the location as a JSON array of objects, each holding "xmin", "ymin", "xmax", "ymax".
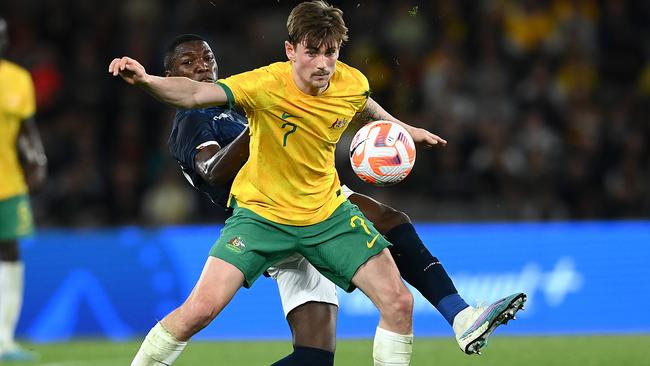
[
  {"xmin": 168, "ymin": 40, "xmax": 217, "ymax": 82},
  {"xmin": 286, "ymin": 40, "xmax": 339, "ymax": 95}
]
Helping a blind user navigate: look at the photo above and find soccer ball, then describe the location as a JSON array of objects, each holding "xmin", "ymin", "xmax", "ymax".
[{"xmin": 349, "ymin": 120, "xmax": 416, "ymax": 186}]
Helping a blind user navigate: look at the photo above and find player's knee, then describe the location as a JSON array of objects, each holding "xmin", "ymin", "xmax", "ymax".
[
  {"xmin": 184, "ymin": 297, "xmax": 219, "ymax": 329},
  {"xmin": 380, "ymin": 285, "xmax": 413, "ymax": 320},
  {"xmin": 393, "ymin": 287, "xmax": 414, "ymax": 318},
  {"xmin": 376, "ymin": 208, "xmax": 410, "ymax": 234}
]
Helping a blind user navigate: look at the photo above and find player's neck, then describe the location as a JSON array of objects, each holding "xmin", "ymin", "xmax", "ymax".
[{"xmin": 291, "ymin": 68, "xmax": 328, "ymax": 96}]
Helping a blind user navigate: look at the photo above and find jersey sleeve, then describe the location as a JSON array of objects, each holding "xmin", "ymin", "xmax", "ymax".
[
  {"xmin": 217, "ymin": 64, "xmax": 280, "ymax": 113},
  {"xmin": 168, "ymin": 111, "xmax": 218, "ymax": 171},
  {"xmin": 349, "ymin": 66, "xmax": 371, "ymax": 113}
]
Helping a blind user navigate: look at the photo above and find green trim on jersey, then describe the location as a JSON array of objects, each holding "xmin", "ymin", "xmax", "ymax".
[
  {"xmin": 210, "ymin": 200, "xmax": 390, "ymax": 291},
  {"xmin": 0, "ymin": 194, "xmax": 34, "ymax": 241},
  {"xmin": 216, "ymin": 81, "xmax": 235, "ymax": 110}
]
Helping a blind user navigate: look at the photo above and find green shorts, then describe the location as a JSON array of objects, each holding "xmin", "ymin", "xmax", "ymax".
[
  {"xmin": 0, "ymin": 194, "xmax": 34, "ymax": 241},
  {"xmin": 210, "ymin": 200, "xmax": 391, "ymax": 292}
]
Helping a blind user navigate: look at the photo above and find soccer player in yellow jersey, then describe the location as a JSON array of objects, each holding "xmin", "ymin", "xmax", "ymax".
[
  {"xmin": 111, "ymin": 2, "xmax": 446, "ymax": 365},
  {"xmin": 163, "ymin": 34, "xmax": 525, "ymax": 365},
  {"xmin": 0, "ymin": 17, "xmax": 47, "ymax": 362}
]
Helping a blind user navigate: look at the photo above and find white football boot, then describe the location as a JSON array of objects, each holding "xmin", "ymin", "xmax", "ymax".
[{"xmin": 453, "ymin": 292, "xmax": 527, "ymax": 355}]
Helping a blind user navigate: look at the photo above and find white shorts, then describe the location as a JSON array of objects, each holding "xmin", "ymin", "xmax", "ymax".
[{"xmin": 267, "ymin": 185, "xmax": 355, "ymax": 317}]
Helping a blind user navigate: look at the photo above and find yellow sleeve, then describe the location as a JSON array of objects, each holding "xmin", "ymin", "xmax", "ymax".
[
  {"xmin": 217, "ymin": 64, "xmax": 281, "ymax": 112},
  {"xmin": 348, "ymin": 64, "xmax": 371, "ymax": 112}
]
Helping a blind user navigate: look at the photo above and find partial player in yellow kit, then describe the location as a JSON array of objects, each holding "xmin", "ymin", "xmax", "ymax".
[{"xmin": 0, "ymin": 17, "xmax": 47, "ymax": 362}]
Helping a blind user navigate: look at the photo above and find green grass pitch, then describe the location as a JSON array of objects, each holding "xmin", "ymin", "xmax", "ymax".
[{"xmin": 8, "ymin": 335, "xmax": 649, "ymax": 365}]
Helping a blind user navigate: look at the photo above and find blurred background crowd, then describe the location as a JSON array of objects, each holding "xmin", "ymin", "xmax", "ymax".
[{"xmin": 1, "ymin": 0, "xmax": 649, "ymax": 226}]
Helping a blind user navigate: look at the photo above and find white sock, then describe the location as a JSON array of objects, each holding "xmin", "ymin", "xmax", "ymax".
[
  {"xmin": 131, "ymin": 322, "xmax": 187, "ymax": 366},
  {"xmin": 373, "ymin": 326, "xmax": 413, "ymax": 366},
  {"xmin": 0, "ymin": 261, "xmax": 24, "ymax": 352}
]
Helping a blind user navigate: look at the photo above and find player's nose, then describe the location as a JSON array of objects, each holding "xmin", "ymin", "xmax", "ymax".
[{"xmin": 196, "ymin": 60, "xmax": 210, "ymax": 72}]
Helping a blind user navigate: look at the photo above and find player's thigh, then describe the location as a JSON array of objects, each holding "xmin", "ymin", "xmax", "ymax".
[
  {"xmin": 186, "ymin": 256, "xmax": 245, "ymax": 313},
  {"xmin": 342, "ymin": 185, "xmax": 409, "ymax": 233},
  {"xmin": 299, "ymin": 200, "xmax": 391, "ymax": 292},
  {"xmin": 350, "ymin": 247, "xmax": 408, "ymax": 309},
  {"xmin": 211, "ymin": 205, "xmax": 295, "ymax": 288},
  {"xmin": 268, "ymin": 254, "xmax": 339, "ymax": 317},
  {"xmin": 0, "ymin": 194, "xmax": 34, "ymax": 242}
]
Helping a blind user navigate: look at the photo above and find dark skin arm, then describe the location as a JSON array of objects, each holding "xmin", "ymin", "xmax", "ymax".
[
  {"xmin": 193, "ymin": 126, "xmax": 250, "ymax": 186},
  {"xmin": 17, "ymin": 117, "xmax": 47, "ymax": 190}
]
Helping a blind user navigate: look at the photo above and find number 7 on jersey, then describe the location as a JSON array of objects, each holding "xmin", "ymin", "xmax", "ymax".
[{"xmin": 281, "ymin": 122, "xmax": 298, "ymax": 147}]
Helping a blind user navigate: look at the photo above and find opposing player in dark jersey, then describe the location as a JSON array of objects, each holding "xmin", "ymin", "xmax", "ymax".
[{"xmin": 163, "ymin": 33, "xmax": 525, "ymax": 365}]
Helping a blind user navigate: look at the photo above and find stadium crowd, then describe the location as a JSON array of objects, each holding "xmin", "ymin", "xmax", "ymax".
[{"xmin": 1, "ymin": 0, "xmax": 648, "ymax": 225}]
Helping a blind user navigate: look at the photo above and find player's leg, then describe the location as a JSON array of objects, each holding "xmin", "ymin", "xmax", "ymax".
[
  {"xmin": 131, "ymin": 256, "xmax": 244, "ymax": 365},
  {"xmin": 286, "ymin": 302, "xmax": 336, "ymax": 351},
  {"xmin": 345, "ymin": 187, "xmax": 527, "ymax": 355},
  {"xmin": 268, "ymin": 255, "xmax": 337, "ymax": 366},
  {"xmin": 300, "ymin": 201, "xmax": 413, "ymax": 365},
  {"xmin": 0, "ymin": 194, "xmax": 36, "ymax": 361},
  {"xmin": 133, "ymin": 203, "xmax": 293, "ymax": 365},
  {"xmin": 352, "ymin": 249, "xmax": 414, "ymax": 365},
  {"xmin": 345, "ymin": 188, "xmax": 470, "ymax": 326}
]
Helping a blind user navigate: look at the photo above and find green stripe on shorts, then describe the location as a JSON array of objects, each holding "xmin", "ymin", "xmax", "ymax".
[{"xmin": 0, "ymin": 194, "xmax": 34, "ymax": 241}]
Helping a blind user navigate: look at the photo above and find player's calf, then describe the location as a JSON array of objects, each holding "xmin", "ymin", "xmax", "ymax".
[
  {"xmin": 352, "ymin": 249, "xmax": 414, "ymax": 365},
  {"xmin": 372, "ymin": 290, "xmax": 413, "ymax": 366}
]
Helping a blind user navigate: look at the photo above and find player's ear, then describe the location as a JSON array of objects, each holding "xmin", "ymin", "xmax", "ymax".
[{"xmin": 285, "ymin": 41, "xmax": 295, "ymax": 62}]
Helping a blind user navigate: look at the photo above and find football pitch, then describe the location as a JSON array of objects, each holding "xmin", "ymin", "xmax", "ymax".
[{"xmin": 9, "ymin": 335, "xmax": 649, "ymax": 366}]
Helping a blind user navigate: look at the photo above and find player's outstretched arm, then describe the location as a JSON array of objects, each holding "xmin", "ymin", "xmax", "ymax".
[
  {"xmin": 108, "ymin": 56, "xmax": 228, "ymax": 109},
  {"xmin": 354, "ymin": 97, "xmax": 447, "ymax": 148}
]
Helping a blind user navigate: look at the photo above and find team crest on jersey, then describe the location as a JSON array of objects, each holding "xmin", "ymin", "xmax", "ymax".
[
  {"xmin": 329, "ymin": 118, "xmax": 348, "ymax": 129},
  {"xmin": 226, "ymin": 236, "xmax": 246, "ymax": 253}
]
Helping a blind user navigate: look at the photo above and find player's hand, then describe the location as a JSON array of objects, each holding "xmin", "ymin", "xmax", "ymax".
[
  {"xmin": 108, "ymin": 56, "xmax": 148, "ymax": 85},
  {"xmin": 407, "ymin": 127, "xmax": 447, "ymax": 148}
]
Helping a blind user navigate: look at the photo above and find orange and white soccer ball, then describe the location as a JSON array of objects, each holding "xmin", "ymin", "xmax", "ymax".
[{"xmin": 349, "ymin": 120, "xmax": 416, "ymax": 186}]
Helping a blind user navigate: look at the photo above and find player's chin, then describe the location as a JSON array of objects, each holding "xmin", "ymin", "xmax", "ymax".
[{"xmin": 311, "ymin": 78, "xmax": 329, "ymax": 88}]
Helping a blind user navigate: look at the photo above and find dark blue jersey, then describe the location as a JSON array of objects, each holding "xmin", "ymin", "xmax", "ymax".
[{"xmin": 168, "ymin": 106, "xmax": 247, "ymax": 207}]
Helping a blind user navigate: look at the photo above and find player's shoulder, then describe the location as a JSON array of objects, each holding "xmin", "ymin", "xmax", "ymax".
[
  {"xmin": 175, "ymin": 108, "xmax": 209, "ymax": 124},
  {"xmin": 235, "ymin": 61, "xmax": 289, "ymax": 79},
  {"xmin": 334, "ymin": 61, "xmax": 369, "ymax": 88},
  {"xmin": 177, "ymin": 106, "xmax": 223, "ymax": 120},
  {"xmin": 260, "ymin": 61, "xmax": 291, "ymax": 74},
  {"xmin": 221, "ymin": 62, "xmax": 289, "ymax": 92},
  {"xmin": 0, "ymin": 59, "xmax": 31, "ymax": 80},
  {"xmin": 249, "ymin": 61, "xmax": 290, "ymax": 84}
]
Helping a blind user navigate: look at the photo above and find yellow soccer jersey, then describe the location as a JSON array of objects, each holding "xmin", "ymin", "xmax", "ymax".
[
  {"xmin": 218, "ymin": 61, "xmax": 369, "ymax": 225},
  {"xmin": 0, "ymin": 60, "xmax": 35, "ymax": 200}
]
